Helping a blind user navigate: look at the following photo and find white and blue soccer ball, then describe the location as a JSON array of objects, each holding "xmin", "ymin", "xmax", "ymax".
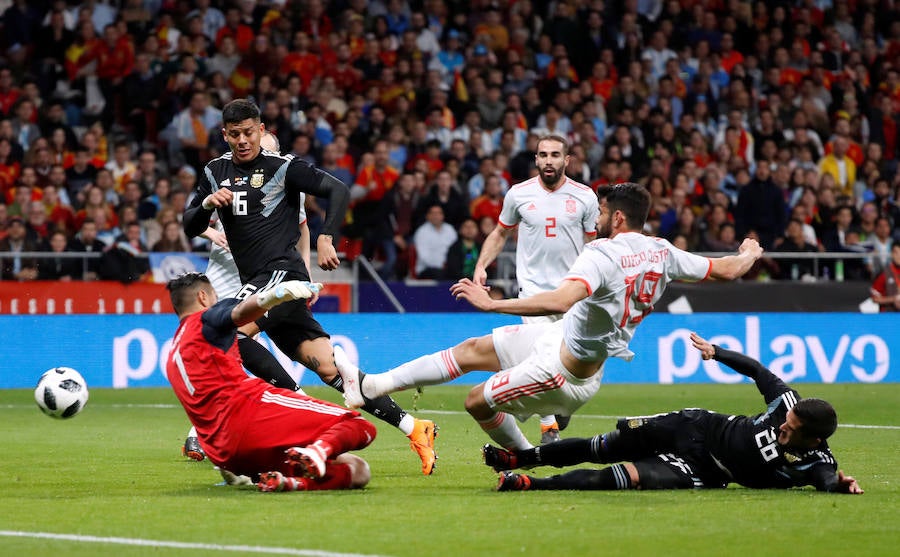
[{"xmin": 34, "ymin": 367, "xmax": 89, "ymax": 419}]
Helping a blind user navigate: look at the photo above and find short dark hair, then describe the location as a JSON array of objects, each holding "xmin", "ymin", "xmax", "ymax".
[
  {"xmin": 793, "ymin": 398, "xmax": 837, "ymax": 441},
  {"xmin": 222, "ymin": 99, "xmax": 261, "ymax": 125},
  {"xmin": 536, "ymin": 134, "xmax": 569, "ymax": 155},
  {"xmin": 598, "ymin": 182, "xmax": 651, "ymax": 230},
  {"xmin": 166, "ymin": 272, "xmax": 211, "ymax": 315}
]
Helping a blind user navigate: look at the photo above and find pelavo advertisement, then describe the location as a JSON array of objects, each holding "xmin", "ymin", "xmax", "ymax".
[{"xmin": 0, "ymin": 313, "xmax": 896, "ymax": 388}]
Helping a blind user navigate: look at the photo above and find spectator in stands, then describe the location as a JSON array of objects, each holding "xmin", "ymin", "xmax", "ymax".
[
  {"xmin": 24, "ymin": 200, "xmax": 51, "ymax": 244},
  {"xmin": 0, "ymin": 216, "xmax": 39, "ymax": 280},
  {"xmin": 469, "ymin": 174, "xmax": 504, "ymax": 224},
  {"xmin": 819, "ymin": 137, "xmax": 857, "ymax": 200},
  {"xmin": 38, "ymin": 230, "xmax": 79, "ymax": 280},
  {"xmin": 416, "ymin": 169, "xmax": 468, "ymax": 230},
  {"xmin": 67, "ymin": 218, "xmax": 105, "ymax": 279},
  {"xmin": 870, "ymin": 243, "xmax": 900, "ymax": 312},
  {"xmin": 775, "ymin": 218, "xmax": 821, "ymax": 280},
  {"xmin": 445, "ymin": 217, "xmax": 481, "ymax": 281},
  {"xmin": 735, "ymin": 163, "xmax": 787, "ymax": 251},
  {"xmin": 152, "ymin": 220, "xmax": 190, "ymax": 253},
  {"xmin": 412, "ymin": 204, "xmax": 457, "ymax": 279}
]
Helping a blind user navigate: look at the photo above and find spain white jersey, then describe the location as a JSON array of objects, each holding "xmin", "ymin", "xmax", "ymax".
[
  {"xmin": 562, "ymin": 232, "xmax": 712, "ymax": 363},
  {"xmin": 499, "ymin": 176, "xmax": 599, "ymax": 298},
  {"xmin": 206, "ymin": 193, "xmax": 307, "ymax": 299}
]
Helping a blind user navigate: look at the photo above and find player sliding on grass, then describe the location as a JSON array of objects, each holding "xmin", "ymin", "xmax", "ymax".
[
  {"xmin": 165, "ymin": 272, "xmax": 375, "ymax": 492},
  {"xmin": 336, "ymin": 183, "xmax": 762, "ymax": 451},
  {"xmin": 484, "ymin": 332, "xmax": 864, "ymax": 494}
]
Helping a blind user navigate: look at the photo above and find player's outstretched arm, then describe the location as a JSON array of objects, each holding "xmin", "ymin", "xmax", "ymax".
[
  {"xmin": 230, "ymin": 281, "xmax": 324, "ymax": 326},
  {"xmin": 707, "ymin": 237, "xmax": 763, "ymax": 280},
  {"xmin": 692, "ymin": 332, "xmax": 790, "ymax": 402},
  {"xmin": 452, "ymin": 277, "xmax": 587, "ymax": 316}
]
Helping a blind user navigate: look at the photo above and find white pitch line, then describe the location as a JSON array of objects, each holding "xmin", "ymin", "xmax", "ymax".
[
  {"xmin": 416, "ymin": 409, "xmax": 900, "ymax": 430},
  {"xmin": 0, "ymin": 531, "xmax": 393, "ymax": 557},
  {"xmin": 3, "ymin": 405, "xmax": 898, "ymax": 430}
]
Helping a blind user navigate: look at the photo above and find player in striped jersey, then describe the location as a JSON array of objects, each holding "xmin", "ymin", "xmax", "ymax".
[
  {"xmin": 165, "ymin": 272, "xmax": 376, "ymax": 492},
  {"xmin": 473, "ymin": 135, "xmax": 599, "ymax": 442},
  {"xmin": 336, "ymin": 183, "xmax": 762, "ymax": 454},
  {"xmin": 486, "ymin": 332, "xmax": 863, "ymax": 495}
]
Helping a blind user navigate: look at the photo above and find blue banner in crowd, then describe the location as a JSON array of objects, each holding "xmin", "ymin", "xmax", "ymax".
[
  {"xmin": 1, "ymin": 313, "xmax": 897, "ymax": 389},
  {"xmin": 149, "ymin": 252, "xmax": 210, "ymax": 283}
]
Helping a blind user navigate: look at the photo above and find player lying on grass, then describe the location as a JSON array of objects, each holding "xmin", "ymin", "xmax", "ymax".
[
  {"xmin": 165, "ymin": 272, "xmax": 376, "ymax": 492},
  {"xmin": 483, "ymin": 332, "xmax": 863, "ymax": 494}
]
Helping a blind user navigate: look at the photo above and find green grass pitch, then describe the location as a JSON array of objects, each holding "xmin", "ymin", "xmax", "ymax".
[{"xmin": 1, "ymin": 383, "xmax": 897, "ymax": 557}]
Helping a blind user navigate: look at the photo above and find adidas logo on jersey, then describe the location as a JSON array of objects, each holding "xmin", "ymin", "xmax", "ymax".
[
  {"xmin": 526, "ymin": 203, "xmax": 537, "ymax": 210},
  {"xmin": 219, "ymin": 178, "xmax": 231, "ymax": 188}
]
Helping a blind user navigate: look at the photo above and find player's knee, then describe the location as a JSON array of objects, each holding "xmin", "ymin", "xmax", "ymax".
[
  {"xmin": 464, "ymin": 386, "xmax": 492, "ymax": 420},
  {"xmin": 339, "ymin": 454, "xmax": 371, "ymax": 488},
  {"xmin": 455, "ymin": 335, "xmax": 499, "ymax": 372}
]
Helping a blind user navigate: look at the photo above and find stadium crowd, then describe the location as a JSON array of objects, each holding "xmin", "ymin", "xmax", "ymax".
[{"xmin": 0, "ymin": 0, "xmax": 899, "ymax": 291}]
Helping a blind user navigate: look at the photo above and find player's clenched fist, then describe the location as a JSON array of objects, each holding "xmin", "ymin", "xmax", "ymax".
[
  {"xmin": 257, "ymin": 281, "xmax": 323, "ymax": 309},
  {"xmin": 201, "ymin": 188, "xmax": 235, "ymax": 209},
  {"xmin": 738, "ymin": 237, "xmax": 763, "ymax": 259}
]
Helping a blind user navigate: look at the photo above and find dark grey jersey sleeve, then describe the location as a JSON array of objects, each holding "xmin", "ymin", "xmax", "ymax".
[
  {"xmin": 713, "ymin": 345, "xmax": 792, "ymax": 404},
  {"xmin": 285, "ymin": 158, "xmax": 349, "ymax": 239},
  {"xmin": 183, "ymin": 168, "xmax": 215, "ymax": 238},
  {"xmin": 200, "ymin": 298, "xmax": 241, "ymax": 352}
]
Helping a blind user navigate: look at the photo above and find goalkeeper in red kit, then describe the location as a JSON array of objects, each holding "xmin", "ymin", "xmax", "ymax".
[{"xmin": 165, "ymin": 272, "xmax": 376, "ymax": 492}]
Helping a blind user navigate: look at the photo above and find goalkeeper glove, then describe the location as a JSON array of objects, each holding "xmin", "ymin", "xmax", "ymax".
[{"xmin": 257, "ymin": 281, "xmax": 323, "ymax": 309}]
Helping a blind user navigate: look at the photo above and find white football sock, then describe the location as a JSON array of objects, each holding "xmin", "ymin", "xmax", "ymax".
[
  {"xmin": 363, "ymin": 349, "xmax": 462, "ymax": 398},
  {"xmin": 478, "ymin": 412, "xmax": 533, "ymax": 450},
  {"xmin": 539, "ymin": 415, "xmax": 558, "ymax": 427},
  {"xmin": 187, "ymin": 426, "xmax": 197, "ymax": 438},
  {"xmin": 398, "ymin": 414, "xmax": 415, "ymax": 436}
]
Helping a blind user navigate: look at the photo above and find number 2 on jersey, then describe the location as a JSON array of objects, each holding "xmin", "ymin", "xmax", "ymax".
[
  {"xmin": 619, "ymin": 271, "xmax": 661, "ymax": 327},
  {"xmin": 544, "ymin": 217, "xmax": 557, "ymax": 238}
]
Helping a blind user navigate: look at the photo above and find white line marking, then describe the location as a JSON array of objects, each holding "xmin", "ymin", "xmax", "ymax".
[
  {"xmin": 3, "ymin": 405, "xmax": 898, "ymax": 430},
  {"xmin": 416, "ymin": 409, "xmax": 900, "ymax": 430},
  {"xmin": 0, "ymin": 531, "xmax": 393, "ymax": 557}
]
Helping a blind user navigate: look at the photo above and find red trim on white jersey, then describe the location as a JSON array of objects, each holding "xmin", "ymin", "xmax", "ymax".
[
  {"xmin": 492, "ymin": 374, "xmax": 566, "ymax": 405},
  {"xmin": 564, "ymin": 276, "xmax": 592, "ymax": 296},
  {"xmin": 498, "ymin": 219, "xmax": 516, "ymax": 229},
  {"xmin": 702, "ymin": 258, "xmax": 713, "ymax": 280}
]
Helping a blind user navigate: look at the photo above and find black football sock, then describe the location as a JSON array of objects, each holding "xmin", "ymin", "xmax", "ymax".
[
  {"xmin": 528, "ymin": 465, "xmax": 633, "ymax": 491},
  {"xmin": 237, "ymin": 335, "xmax": 299, "ymax": 391},
  {"xmin": 327, "ymin": 371, "xmax": 407, "ymax": 428},
  {"xmin": 517, "ymin": 437, "xmax": 599, "ymax": 468}
]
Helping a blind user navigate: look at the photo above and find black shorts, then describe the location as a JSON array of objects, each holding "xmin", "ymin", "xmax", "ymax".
[
  {"xmin": 616, "ymin": 410, "xmax": 728, "ymax": 488},
  {"xmin": 236, "ymin": 264, "xmax": 329, "ymax": 356},
  {"xmin": 632, "ymin": 454, "xmax": 711, "ymax": 489}
]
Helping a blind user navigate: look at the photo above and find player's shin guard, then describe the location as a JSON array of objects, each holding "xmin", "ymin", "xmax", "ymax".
[
  {"xmin": 237, "ymin": 335, "xmax": 298, "ymax": 390},
  {"xmin": 529, "ymin": 465, "xmax": 634, "ymax": 491},
  {"xmin": 328, "ymin": 372, "xmax": 409, "ymax": 429},
  {"xmin": 478, "ymin": 412, "xmax": 533, "ymax": 450},
  {"xmin": 317, "ymin": 416, "xmax": 377, "ymax": 455}
]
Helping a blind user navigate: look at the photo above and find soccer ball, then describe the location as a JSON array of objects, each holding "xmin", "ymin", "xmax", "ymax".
[{"xmin": 34, "ymin": 367, "xmax": 89, "ymax": 419}]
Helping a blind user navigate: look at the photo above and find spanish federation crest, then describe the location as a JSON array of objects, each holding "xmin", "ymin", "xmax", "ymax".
[
  {"xmin": 250, "ymin": 173, "xmax": 265, "ymax": 187},
  {"xmin": 565, "ymin": 199, "xmax": 577, "ymax": 214}
]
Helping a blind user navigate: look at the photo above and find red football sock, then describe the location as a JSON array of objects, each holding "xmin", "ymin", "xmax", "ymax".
[
  {"xmin": 305, "ymin": 461, "xmax": 352, "ymax": 490},
  {"xmin": 316, "ymin": 416, "xmax": 377, "ymax": 456}
]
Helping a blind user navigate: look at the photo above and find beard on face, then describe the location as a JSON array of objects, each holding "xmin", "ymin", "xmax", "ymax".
[{"xmin": 541, "ymin": 165, "xmax": 564, "ymax": 188}]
